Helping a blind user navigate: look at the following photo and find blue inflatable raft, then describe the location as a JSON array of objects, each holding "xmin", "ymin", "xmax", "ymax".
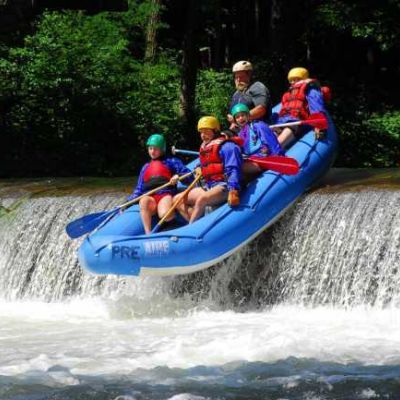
[{"xmin": 78, "ymin": 115, "xmax": 337, "ymax": 277}]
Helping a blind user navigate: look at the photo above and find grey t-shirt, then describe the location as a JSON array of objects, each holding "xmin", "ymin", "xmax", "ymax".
[{"xmin": 230, "ymin": 81, "xmax": 271, "ymax": 121}]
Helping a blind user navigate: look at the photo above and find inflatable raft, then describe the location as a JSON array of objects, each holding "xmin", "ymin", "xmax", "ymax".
[{"xmin": 78, "ymin": 115, "xmax": 337, "ymax": 277}]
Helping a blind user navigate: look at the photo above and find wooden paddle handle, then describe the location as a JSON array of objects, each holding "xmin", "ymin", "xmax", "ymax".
[
  {"xmin": 119, "ymin": 171, "xmax": 194, "ymax": 210},
  {"xmin": 155, "ymin": 172, "xmax": 202, "ymax": 229}
]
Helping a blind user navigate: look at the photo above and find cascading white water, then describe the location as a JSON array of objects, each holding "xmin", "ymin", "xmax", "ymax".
[
  {"xmin": 1, "ymin": 190, "xmax": 400, "ymax": 308},
  {"xmin": 173, "ymin": 190, "xmax": 400, "ymax": 309},
  {"xmin": 0, "ymin": 195, "xmax": 174, "ymax": 304},
  {"xmin": 1, "ymin": 186, "xmax": 400, "ymax": 399},
  {"xmin": 253, "ymin": 190, "xmax": 400, "ymax": 307}
]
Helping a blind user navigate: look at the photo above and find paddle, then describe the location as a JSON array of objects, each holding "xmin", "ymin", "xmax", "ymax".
[
  {"xmin": 171, "ymin": 146, "xmax": 199, "ymax": 157},
  {"xmin": 172, "ymin": 147, "xmax": 299, "ymax": 175},
  {"xmin": 246, "ymin": 155, "xmax": 299, "ymax": 175},
  {"xmin": 151, "ymin": 170, "xmax": 203, "ymax": 234},
  {"xmin": 65, "ymin": 171, "xmax": 193, "ymax": 239},
  {"xmin": 269, "ymin": 112, "xmax": 328, "ymax": 131}
]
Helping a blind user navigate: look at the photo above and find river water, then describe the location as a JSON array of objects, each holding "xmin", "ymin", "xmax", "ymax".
[{"xmin": 1, "ymin": 173, "xmax": 400, "ymax": 399}]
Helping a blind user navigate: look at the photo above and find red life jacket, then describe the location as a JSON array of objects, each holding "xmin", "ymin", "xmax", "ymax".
[
  {"xmin": 279, "ymin": 78, "xmax": 319, "ymax": 120},
  {"xmin": 142, "ymin": 159, "xmax": 172, "ymax": 191},
  {"xmin": 200, "ymin": 138, "xmax": 226, "ymax": 183},
  {"xmin": 199, "ymin": 136, "xmax": 243, "ymax": 183}
]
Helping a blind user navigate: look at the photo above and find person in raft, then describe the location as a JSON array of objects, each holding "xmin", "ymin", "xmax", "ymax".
[
  {"xmin": 227, "ymin": 60, "xmax": 271, "ymax": 130},
  {"xmin": 231, "ymin": 103, "xmax": 284, "ymax": 178},
  {"xmin": 127, "ymin": 134, "xmax": 192, "ymax": 234},
  {"xmin": 274, "ymin": 67, "xmax": 329, "ymax": 148},
  {"xmin": 175, "ymin": 116, "xmax": 243, "ymax": 223}
]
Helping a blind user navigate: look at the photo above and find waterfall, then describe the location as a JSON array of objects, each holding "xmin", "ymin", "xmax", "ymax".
[
  {"xmin": 0, "ymin": 195, "xmax": 171, "ymax": 303},
  {"xmin": 171, "ymin": 190, "xmax": 400, "ymax": 308},
  {"xmin": 253, "ymin": 190, "xmax": 400, "ymax": 307},
  {"xmin": 1, "ymin": 189, "xmax": 399, "ymax": 308}
]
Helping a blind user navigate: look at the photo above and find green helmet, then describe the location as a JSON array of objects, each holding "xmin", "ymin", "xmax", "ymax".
[
  {"xmin": 146, "ymin": 134, "xmax": 166, "ymax": 152},
  {"xmin": 231, "ymin": 103, "xmax": 250, "ymax": 117}
]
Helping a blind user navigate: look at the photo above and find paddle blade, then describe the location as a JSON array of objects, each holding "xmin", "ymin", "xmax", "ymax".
[
  {"xmin": 248, "ymin": 155, "xmax": 300, "ymax": 175},
  {"xmin": 65, "ymin": 210, "xmax": 116, "ymax": 239},
  {"xmin": 302, "ymin": 112, "xmax": 328, "ymax": 130}
]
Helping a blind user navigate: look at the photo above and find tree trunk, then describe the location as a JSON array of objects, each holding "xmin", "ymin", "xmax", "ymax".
[
  {"xmin": 178, "ymin": 0, "xmax": 199, "ymax": 139},
  {"xmin": 268, "ymin": 0, "xmax": 283, "ymax": 57},
  {"xmin": 144, "ymin": 0, "xmax": 161, "ymax": 62},
  {"xmin": 254, "ymin": 0, "xmax": 260, "ymax": 42},
  {"xmin": 213, "ymin": 0, "xmax": 223, "ymax": 70}
]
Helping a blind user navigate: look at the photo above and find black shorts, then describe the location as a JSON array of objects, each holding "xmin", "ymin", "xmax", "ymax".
[{"xmin": 289, "ymin": 124, "xmax": 312, "ymax": 139}]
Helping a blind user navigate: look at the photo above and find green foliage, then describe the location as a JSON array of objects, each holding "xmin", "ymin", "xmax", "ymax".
[
  {"xmin": 120, "ymin": 56, "xmax": 181, "ymax": 143},
  {"xmin": 335, "ymin": 111, "xmax": 400, "ymax": 168},
  {"xmin": 1, "ymin": 0, "xmax": 400, "ymax": 175},
  {"xmin": 0, "ymin": 9, "xmax": 183, "ymax": 176},
  {"xmin": 6, "ymin": 11, "xmax": 135, "ymax": 124},
  {"xmin": 196, "ymin": 69, "xmax": 232, "ymax": 128},
  {"xmin": 316, "ymin": 0, "xmax": 400, "ymax": 50},
  {"xmin": 366, "ymin": 111, "xmax": 400, "ymax": 140},
  {"xmin": 108, "ymin": 0, "xmax": 167, "ymax": 55}
]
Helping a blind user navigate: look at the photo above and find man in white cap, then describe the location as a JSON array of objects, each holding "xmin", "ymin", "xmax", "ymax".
[{"xmin": 227, "ymin": 60, "xmax": 271, "ymax": 130}]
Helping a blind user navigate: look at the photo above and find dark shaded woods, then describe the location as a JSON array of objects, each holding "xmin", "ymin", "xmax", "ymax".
[{"xmin": 0, "ymin": 0, "xmax": 399, "ymax": 177}]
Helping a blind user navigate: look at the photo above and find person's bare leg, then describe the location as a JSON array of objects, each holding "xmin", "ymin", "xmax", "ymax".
[
  {"xmin": 242, "ymin": 161, "xmax": 263, "ymax": 182},
  {"xmin": 157, "ymin": 195, "xmax": 174, "ymax": 221},
  {"xmin": 139, "ymin": 196, "xmax": 157, "ymax": 234},
  {"xmin": 189, "ymin": 186, "xmax": 227, "ymax": 223},
  {"xmin": 175, "ymin": 188, "xmax": 203, "ymax": 222},
  {"xmin": 277, "ymin": 127, "xmax": 296, "ymax": 148},
  {"xmin": 174, "ymin": 192, "xmax": 190, "ymax": 221}
]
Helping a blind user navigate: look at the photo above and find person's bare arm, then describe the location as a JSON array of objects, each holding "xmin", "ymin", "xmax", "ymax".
[{"xmin": 249, "ymin": 105, "xmax": 267, "ymax": 121}]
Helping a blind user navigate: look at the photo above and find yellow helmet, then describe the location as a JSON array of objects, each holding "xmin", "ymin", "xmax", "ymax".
[
  {"xmin": 232, "ymin": 60, "xmax": 253, "ymax": 73},
  {"xmin": 288, "ymin": 67, "xmax": 309, "ymax": 81},
  {"xmin": 197, "ymin": 116, "xmax": 221, "ymax": 132}
]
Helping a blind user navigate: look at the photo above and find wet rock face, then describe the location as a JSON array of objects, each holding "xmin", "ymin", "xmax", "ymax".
[
  {"xmin": 1, "ymin": 169, "xmax": 399, "ymax": 200},
  {"xmin": 0, "ymin": 177, "xmax": 133, "ymax": 200},
  {"xmin": 319, "ymin": 168, "xmax": 400, "ymax": 193}
]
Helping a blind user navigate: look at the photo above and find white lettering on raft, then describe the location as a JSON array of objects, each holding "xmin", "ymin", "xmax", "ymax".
[{"xmin": 144, "ymin": 240, "xmax": 169, "ymax": 256}]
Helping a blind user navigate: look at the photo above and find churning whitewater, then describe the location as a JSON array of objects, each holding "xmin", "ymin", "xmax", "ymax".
[{"xmin": 1, "ymin": 188, "xmax": 400, "ymax": 399}]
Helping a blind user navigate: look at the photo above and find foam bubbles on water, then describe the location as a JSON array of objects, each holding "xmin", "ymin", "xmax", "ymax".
[{"xmin": 168, "ymin": 395, "xmax": 208, "ymax": 400}]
